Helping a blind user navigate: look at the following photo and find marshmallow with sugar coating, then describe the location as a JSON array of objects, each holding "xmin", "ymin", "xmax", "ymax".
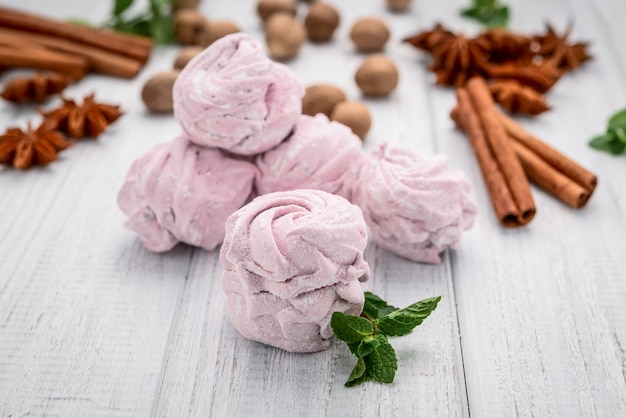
[
  {"xmin": 220, "ymin": 189, "xmax": 369, "ymax": 353},
  {"xmin": 117, "ymin": 136, "xmax": 258, "ymax": 252},
  {"xmin": 352, "ymin": 144, "xmax": 477, "ymax": 264},
  {"xmin": 255, "ymin": 114, "xmax": 365, "ymax": 201},
  {"xmin": 173, "ymin": 33, "xmax": 304, "ymax": 156}
]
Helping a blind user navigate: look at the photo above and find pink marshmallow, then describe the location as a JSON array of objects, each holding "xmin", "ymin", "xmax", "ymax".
[
  {"xmin": 221, "ymin": 189, "xmax": 369, "ymax": 353},
  {"xmin": 173, "ymin": 33, "xmax": 304, "ymax": 156},
  {"xmin": 255, "ymin": 114, "xmax": 365, "ymax": 201},
  {"xmin": 352, "ymin": 144, "xmax": 477, "ymax": 264},
  {"xmin": 117, "ymin": 136, "xmax": 258, "ymax": 252}
]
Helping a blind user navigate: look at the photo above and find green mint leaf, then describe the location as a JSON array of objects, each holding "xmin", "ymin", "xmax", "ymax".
[
  {"xmin": 113, "ymin": 16, "xmax": 152, "ymax": 37},
  {"xmin": 356, "ymin": 335, "xmax": 380, "ymax": 358},
  {"xmin": 363, "ymin": 291, "xmax": 398, "ymax": 320},
  {"xmin": 331, "ymin": 312, "xmax": 374, "ymax": 344},
  {"xmin": 114, "ymin": 0, "xmax": 135, "ymax": 16},
  {"xmin": 460, "ymin": 0, "xmax": 509, "ymax": 27},
  {"xmin": 374, "ymin": 296, "xmax": 441, "ymax": 337},
  {"xmin": 149, "ymin": 13, "xmax": 174, "ymax": 44},
  {"xmin": 345, "ymin": 358, "xmax": 367, "ymax": 387},
  {"xmin": 363, "ymin": 334, "xmax": 397, "ymax": 384},
  {"xmin": 608, "ymin": 109, "xmax": 626, "ymax": 130},
  {"xmin": 589, "ymin": 133, "xmax": 626, "ymax": 155}
]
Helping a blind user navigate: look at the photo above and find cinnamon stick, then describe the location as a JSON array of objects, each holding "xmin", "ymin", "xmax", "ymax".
[
  {"xmin": 497, "ymin": 112, "xmax": 597, "ymax": 193},
  {"xmin": 452, "ymin": 106, "xmax": 595, "ymax": 209},
  {"xmin": 0, "ymin": 6, "xmax": 152, "ymax": 63},
  {"xmin": 0, "ymin": 27, "xmax": 142, "ymax": 79},
  {"xmin": 455, "ymin": 88, "xmax": 520, "ymax": 226},
  {"xmin": 466, "ymin": 77, "xmax": 536, "ymax": 225},
  {"xmin": 0, "ymin": 45, "xmax": 87, "ymax": 80},
  {"xmin": 511, "ymin": 141, "xmax": 591, "ymax": 208}
]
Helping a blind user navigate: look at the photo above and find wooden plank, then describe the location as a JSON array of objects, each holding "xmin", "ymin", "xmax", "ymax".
[
  {"xmin": 0, "ymin": 57, "xmax": 187, "ymax": 416},
  {"xmin": 152, "ymin": 1, "xmax": 468, "ymax": 416},
  {"xmin": 430, "ymin": 0, "xmax": 626, "ymax": 415}
]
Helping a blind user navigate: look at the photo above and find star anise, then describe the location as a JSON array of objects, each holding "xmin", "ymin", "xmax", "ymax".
[
  {"xmin": 532, "ymin": 22, "xmax": 592, "ymax": 72},
  {"xmin": 41, "ymin": 94, "xmax": 123, "ymax": 139},
  {"xmin": 489, "ymin": 80, "xmax": 550, "ymax": 115},
  {"xmin": 475, "ymin": 29, "xmax": 533, "ymax": 63},
  {"xmin": 430, "ymin": 34, "xmax": 491, "ymax": 87},
  {"xmin": 403, "ymin": 23, "xmax": 455, "ymax": 52},
  {"xmin": 1, "ymin": 72, "xmax": 71, "ymax": 104},
  {"xmin": 0, "ymin": 122, "xmax": 72, "ymax": 170},
  {"xmin": 482, "ymin": 58, "xmax": 563, "ymax": 93}
]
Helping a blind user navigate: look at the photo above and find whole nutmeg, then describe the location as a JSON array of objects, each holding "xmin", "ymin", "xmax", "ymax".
[
  {"xmin": 330, "ymin": 101, "xmax": 372, "ymax": 140},
  {"xmin": 257, "ymin": 0, "xmax": 297, "ymax": 22},
  {"xmin": 142, "ymin": 70, "xmax": 180, "ymax": 113},
  {"xmin": 173, "ymin": 46, "xmax": 203, "ymax": 70},
  {"xmin": 355, "ymin": 54, "xmax": 399, "ymax": 97},
  {"xmin": 349, "ymin": 17, "xmax": 390, "ymax": 53},
  {"xmin": 302, "ymin": 84, "xmax": 346, "ymax": 117},
  {"xmin": 386, "ymin": 0, "xmax": 413, "ymax": 12},
  {"xmin": 196, "ymin": 20, "xmax": 241, "ymax": 47},
  {"xmin": 172, "ymin": 0, "xmax": 202, "ymax": 11},
  {"xmin": 265, "ymin": 13, "xmax": 306, "ymax": 61},
  {"xmin": 304, "ymin": 3, "xmax": 340, "ymax": 43},
  {"xmin": 174, "ymin": 9, "xmax": 208, "ymax": 45}
]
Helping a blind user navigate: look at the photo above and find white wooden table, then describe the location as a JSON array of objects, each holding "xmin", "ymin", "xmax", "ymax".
[{"xmin": 1, "ymin": 0, "xmax": 625, "ymax": 416}]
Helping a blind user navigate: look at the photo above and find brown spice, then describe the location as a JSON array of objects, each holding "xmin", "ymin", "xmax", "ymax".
[
  {"xmin": 430, "ymin": 35, "xmax": 490, "ymax": 87},
  {"xmin": 403, "ymin": 23, "xmax": 454, "ymax": 52},
  {"xmin": 488, "ymin": 80, "xmax": 549, "ymax": 115},
  {"xmin": 532, "ymin": 22, "xmax": 592, "ymax": 72},
  {"xmin": 41, "ymin": 94, "xmax": 123, "ymax": 139},
  {"xmin": 0, "ymin": 122, "xmax": 71, "ymax": 169},
  {"xmin": 1, "ymin": 72, "xmax": 70, "ymax": 103}
]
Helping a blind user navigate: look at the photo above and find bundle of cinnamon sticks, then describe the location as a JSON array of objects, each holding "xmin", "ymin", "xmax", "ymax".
[
  {"xmin": 452, "ymin": 77, "xmax": 597, "ymax": 227},
  {"xmin": 0, "ymin": 6, "xmax": 153, "ymax": 79}
]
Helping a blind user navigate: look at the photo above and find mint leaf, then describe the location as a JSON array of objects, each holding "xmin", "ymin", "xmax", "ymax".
[
  {"xmin": 331, "ymin": 312, "xmax": 374, "ymax": 343},
  {"xmin": 333, "ymin": 293, "xmax": 441, "ymax": 387},
  {"xmin": 345, "ymin": 358, "xmax": 367, "ymax": 387},
  {"xmin": 375, "ymin": 296, "xmax": 441, "ymax": 337},
  {"xmin": 608, "ymin": 109, "xmax": 626, "ymax": 130},
  {"xmin": 356, "ymin": 335, "xmax": 380, "ymax": 358},
  {"xmin": 114, "ymin": 0, "xmax": 134, "ymax": 16},
  {"xmin": 589, "ymin": 133, "xmax": 626, "ymax": 155},
  {"xmin": 363, "ymin": 335, "xmax": 397, "ymax": 384},
  {"xmin": 460, "ymin": 0, "xmax": 509, "ymax": 27},
  {"xmin": 363, "ymin": 291, "xmax": 398, "ymax": 319}
]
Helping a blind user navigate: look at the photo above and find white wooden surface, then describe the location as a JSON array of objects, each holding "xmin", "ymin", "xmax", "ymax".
[{"xmin": 1, "ymin": 0, "xmax": 625, "ymax": 417}]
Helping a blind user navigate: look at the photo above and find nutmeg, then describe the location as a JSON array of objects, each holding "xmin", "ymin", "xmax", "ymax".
[
  {"xmin": 386, "ymin": 0, "xmax": 413, "ymax": 12},
  {"xmin": 302, "ymin": 84, "xmax": 346, "ymax": 116},
  {"xmin": 174, "ymin": 9, "xmax": 208, "ymax": 45},
  {"xmin": 304, "ymin": 3, "xmax": 340, "ymax": 43},
  {"xmin": 173, "ymin": 46, "xmax": 203, "ymax": 70},
  {"xmin": 265, "ymin": 13, "xmax": 306, "ymax": 61},
  {"xmin": 349, "ymin": 17, "xmax": 390, "ymax": 53},
  {"xmin": 355, "ymin": 54, "xmax": 399, "ymax": 97},
  {"xmin": 196, "ymin": 20, "xmax": 241, "ymax": 48},
  {"xmin": 330, "ymin": 101, "xmax": 372, "ymax": 140},
  {"xmin": 141, "ymin": 70, "xmax": 180, "ymax": 113},
  {"xmin": 257, "ymin": 0, "xmax": 297, "ymax": 22}
]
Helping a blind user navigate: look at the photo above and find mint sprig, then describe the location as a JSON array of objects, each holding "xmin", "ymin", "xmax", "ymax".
[
  {"xmin": 460, "ymin": 0, "xmax": 509, "ymax": 28},
  {"xmin": 331, "ymin": 293, "xmax": 441, "ymax": 387},
  {"xmin": 107, "ymin": 0, "xmax": 175, "ymax": 43},
  {"xmin": 589, "ymin": 108, "xmax": 626, "ymax": 155}
]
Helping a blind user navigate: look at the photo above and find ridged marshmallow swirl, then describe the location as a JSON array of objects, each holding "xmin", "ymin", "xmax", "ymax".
[
  {"xmin": 352, "ymin": 144, "xmax": 477, "ymax": 264},
  {"xmin": 255, "ymin": 114, "xmax": 365, "ymax": 201},
  {"xmin": 117, "ymin": 136, "xmax": 257, "ymax": 252},
  {"xmin": 173, "ymin": 33, "xmax": 304, "ymax": 155},
  {"xmin": 221, "ymin": 189, "xmax": 369, "ymax": 353}
]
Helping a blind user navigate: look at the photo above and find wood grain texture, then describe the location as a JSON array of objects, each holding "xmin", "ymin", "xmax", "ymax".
[{"xmin": 1, "ymin": 0, "xmax": 625, "ymax": 417}]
